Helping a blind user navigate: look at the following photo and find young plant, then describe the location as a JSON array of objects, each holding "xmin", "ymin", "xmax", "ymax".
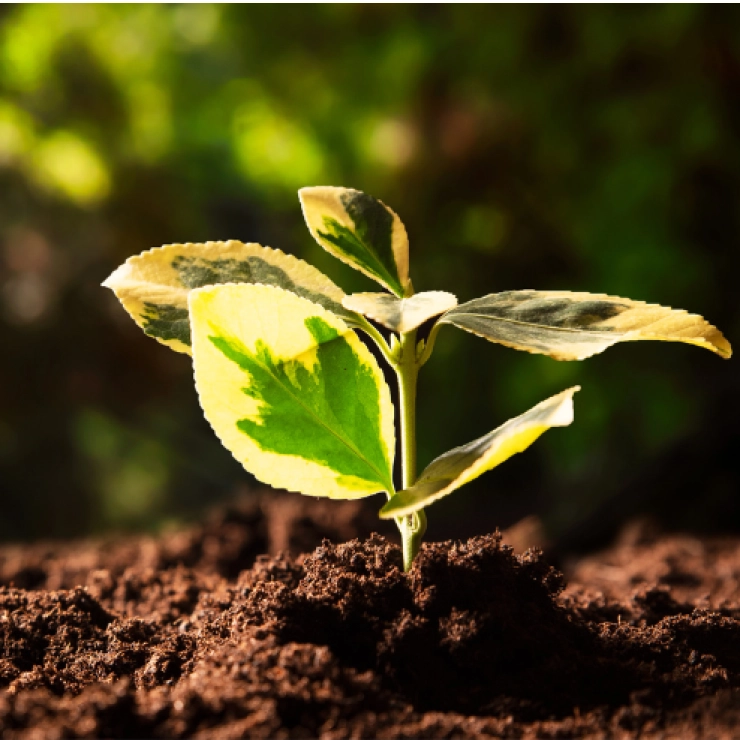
[{"xmin": 104, "ymin": 187, "xmax": 732, "ymax": 570}]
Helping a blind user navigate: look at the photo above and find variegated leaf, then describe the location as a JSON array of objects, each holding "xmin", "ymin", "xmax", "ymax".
[
  {"xmin": 190, "ymin": 283, "xmax": 396, "ymax": 499},
  {"xmin": 439, "ymin": 290, "xmax": 731, "ymax": 360},
  {"xmin": 342, "ymin": 291, "xmax": 457, "ymax": 333},
  {"xmin": 103, "ymin": 241, "xmax": 362, "ymax": 354},
  {"xmin": 380, "ymin": 387, "xmax": 579, "ymax": 518},
  {"xmin": 299, "ymin": 186, "xmax": 411, "ymax": 297}
]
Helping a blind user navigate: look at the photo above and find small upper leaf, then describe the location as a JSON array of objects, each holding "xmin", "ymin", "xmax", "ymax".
[
  {"xmin": 439, "ymin": 290, "xmax": 732, "ymax": 360},
  {"xmin": 299, "ymin": 186, "xmax": 411, "ymax": 297},
  {"xmin": 190, "ymin": 283, "xmax": 396, "ymax": 500},
  {"xmin": 380, "ymin": 387, "xmax": 579, "ymax": 518},
  {"xmin": 102, "ymin": 241, "xmax": 363, "ymax": 354},
  {"xmin": 342, "ymin": 291, "xmax": 457, "ymax": 333}
]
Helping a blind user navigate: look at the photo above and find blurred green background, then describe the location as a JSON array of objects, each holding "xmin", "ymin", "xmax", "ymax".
[{"xmin": 1, "ymin": 4, "xmax": 738, "ymax": 551}]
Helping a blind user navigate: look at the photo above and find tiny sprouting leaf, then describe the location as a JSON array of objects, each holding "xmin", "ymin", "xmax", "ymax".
[
  {"xmin": 102, "ymin": 241, "xmax": 363, "ymax": 354},
  {"xmin": 439, "ymin": 290, "xmax": 732, "ymax": 360},
  {"xmin": 342, "ymin": 291, "xmax": 458, "ymax": 333},
  {"xmin": 299, "ymin": 186, "xmax": 411, "ymax": 297},
  {"xmin": 379, "ymin": 387, "xmax": 579, "ymax": 519},
  {"xmin": 190, "ymin": 283, "xmax": 396, "ymax": 499}
]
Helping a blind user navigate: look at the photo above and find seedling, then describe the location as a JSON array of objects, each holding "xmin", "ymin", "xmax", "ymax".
[{"xmin": 104, "ymin": 187, "xmax": 731, "ymax": 570}]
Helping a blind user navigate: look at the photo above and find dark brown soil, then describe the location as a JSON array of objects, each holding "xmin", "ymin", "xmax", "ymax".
[{"xmin": 1, "ymin": 496, "xmax": 740, "ymax": 738}]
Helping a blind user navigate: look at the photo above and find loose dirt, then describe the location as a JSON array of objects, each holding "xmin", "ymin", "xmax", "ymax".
[{"xmin": 1, "ymin": 495, "xmax": 739, "ymax": 738}]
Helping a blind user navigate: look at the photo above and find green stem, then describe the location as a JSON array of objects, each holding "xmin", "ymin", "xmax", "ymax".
[
  {"xmin": 394, "ymin": 329, "xmax": 427, "ymax": 571},
  {"xmin": 397, "ymin": 329, "xmax": 418, "ymax": 489},
  {"xmin": 417, "ymin": 320, "xmax": 444, "ymax": 367},
  {"xmin": 358, "ymin": 319, "xmax": 395, "ymax": 366},
  {"xmin": 361, "ymin": 314, "xmax": 428, "ymax": 570},
  {"xmin": 400, "ymin": 509, "xmax": 427, "ymax": 572}
]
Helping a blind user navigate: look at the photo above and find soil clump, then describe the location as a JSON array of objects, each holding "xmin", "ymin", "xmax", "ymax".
[{"xmin": 1, "ymin": 497, "xmax": 739, "ymax": 738}]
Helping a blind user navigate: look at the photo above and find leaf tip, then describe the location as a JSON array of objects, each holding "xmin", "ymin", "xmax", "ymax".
[
  {"xmin": 551, "ymin": 385, "xmax": 580, "ymax": 426},
  {"xmin": 713, "ymin": 334, "xmax": 733, "ymax": 359},
  {"xmin": 101, "ymin": 263, "xmax": 125, "ymax": 291}
]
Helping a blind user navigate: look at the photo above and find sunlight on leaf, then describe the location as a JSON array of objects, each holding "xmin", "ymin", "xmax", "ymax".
[
  {"xmin": 190, "ymin": 284, "xmax": 396, "ymax": 499},
  {"xmin": 300, "ymin": 186, "xmax": 411, "ymax": 297},
  {"xmin": 343, "ymin": 290, "xmax": 457, "ymax": 333},
  {"xmin": 380, "ymin": 387, "xmax": 579, "ymax": 518},
  {"xmin": 441, "ymin": 290, "xmax": 731, "ymax": 360},
  {"xmin": 103, "ymin": 241, "xmax": 364, "ymax": 354}
]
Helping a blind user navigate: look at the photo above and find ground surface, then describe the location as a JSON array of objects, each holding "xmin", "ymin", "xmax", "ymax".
[{"xmin": 1, "ymin": 494, "xmax": 739, "ymax": 739}]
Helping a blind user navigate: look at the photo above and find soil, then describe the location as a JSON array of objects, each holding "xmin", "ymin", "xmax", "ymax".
[{"xmin": 1, "ymin": 495, "xmax": 740, "ymax": 738}]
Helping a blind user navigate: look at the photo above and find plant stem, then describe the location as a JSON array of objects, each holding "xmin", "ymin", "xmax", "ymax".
[
  {"xmin": 397, "ymin": 329, "xmax": 418, "ymax": 490},
  {"xmin": 358, "ymin": 320, "xmax": 395, "ymax": 366},
  {"xmin": 362, "ymin": 316, "xmax": 428, "ymax": 570},
  {"xmin": 395, "ymin": 329, "xmax": 427, "ymax": 571},
  {"xmin": 417, "ymin": 321, "xmax": 443, "ymax": 367}
]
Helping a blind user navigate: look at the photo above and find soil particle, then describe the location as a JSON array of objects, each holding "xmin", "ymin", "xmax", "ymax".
[{"xmin": 0, "ymin": 499, "xmax": 739, "ymax": 737}]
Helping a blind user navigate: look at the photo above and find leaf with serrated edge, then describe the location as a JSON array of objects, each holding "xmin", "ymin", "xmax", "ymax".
[
  {"xmin": 299, "ymin": 186, "xmax": 411, "ymax": 297},
  {"xmin": 342, "ymin": 291, "xmax": 457, "ymax": 333},
  {"xmin": 190, "ymin": 283, "xmax": 396, "ymax": 500},
  {"xmin": 439, "ymin": 290, "xmax": 731, "ymax": 360},
  {"xmin": 380, "ymin": 387, "xmax": 579, "ymax": 518},
  {"xmin": 102, "ymin": 241, "xmax": 363, "ymax": 354}
]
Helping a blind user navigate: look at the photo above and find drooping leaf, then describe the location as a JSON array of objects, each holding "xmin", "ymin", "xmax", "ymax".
[
  {"xmin": 439, "ymin": 290, "xmax": 731, "ymax": 360},
  {"xmin": 342, "ymin": 291, "xmax": 457, "ymax": 333},
  {"xmin": 102, "ymin": 241, "xmax": 362, "ymax": 354},
  {"xmin": 190, "ymin": 283, "xmax": 396, "ymax": 499},
  {"xmin": 380, "ymin": 387, "xmax": 579, "ymax": 518},
  {"xmin": 299, "ymin": 186, "xmax": 411, "ymax": 297}
]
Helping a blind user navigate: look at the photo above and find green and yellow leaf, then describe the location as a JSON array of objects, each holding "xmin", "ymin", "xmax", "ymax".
[
  {"xmin": 380, "ymin": 387, "xmax": 579, "ymax": 518},
  {"xmin": 439, "ymin": 290, "xmax": 731, "ymax": 361},
  {"xmin": 102, "ymin": 241, "xmax": 362, "ymax": 354},
  {"xmin": 342, "ymin": 291, "xmax": 457, "ymax": 333},
  {"xmin": 190, "ymin": 283, "xmax": 396, "ymax": 500},
  {"xmin": 299, "ymin": 186, "xmax": 411, "ymax": 297}
]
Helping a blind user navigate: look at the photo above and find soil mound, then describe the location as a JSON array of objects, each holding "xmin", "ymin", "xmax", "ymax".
[
  {"xmin": 258, "ymin": 535, "xmax": 617, "ymax": 716},
  {"xmin": 1, "ymin": 502, "xmax": 740, "ymax": 738}
]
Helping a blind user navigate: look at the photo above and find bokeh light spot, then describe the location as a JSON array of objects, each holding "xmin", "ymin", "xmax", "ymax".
[
  {"xmin": 0, "ymin": 101, "xmax": 35, "ymax": 164},
  {"xmin": 232, "ymin": 98, "xmax": 325, "ymax": 189},
  {"xmin": 30, "ymin": 131, "xmax": 111, "ymax": 206}
]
